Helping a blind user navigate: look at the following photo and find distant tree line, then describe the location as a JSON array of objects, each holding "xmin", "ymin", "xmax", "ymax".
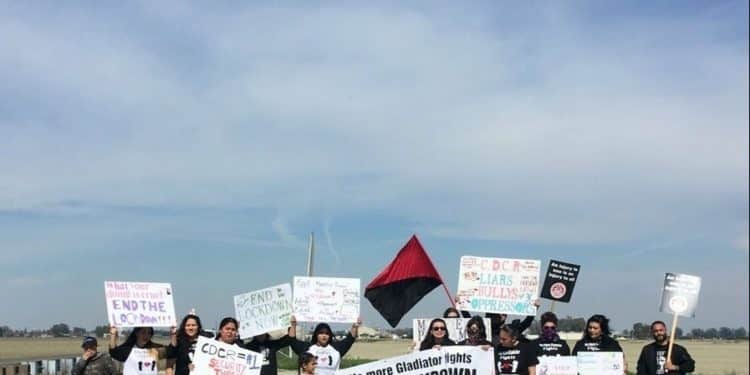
[
  {"xmin": 622, "ymin": 323, "xmax": 748, "ymax": 340},
  {"xmin": 0, "ymin": 324, "xmax": 171, "ymax": 338}
]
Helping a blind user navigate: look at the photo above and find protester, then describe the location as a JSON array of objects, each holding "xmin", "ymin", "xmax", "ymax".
[
  {"xmin": 530, "ymin": 312, "xmax": 570, "ymax": 357},
  {"xmin": 572, "ymin": 314, "xmax": 626, "ymax": 374},
  {"xmin": 109, "ymin": 326, "xmax": 168, "ymax": 375},
  {"xmin": 299, "ymin": 352, "xmax": 317, "ymax": 375},
  {"xmin": 457, "ymin": 316, "xmax": 492, "ymax": 348},
  {"xmin": 215, "ymin": 317, "xmax": 242, "ymax": 346},
  {"xmin": 443, "ymin": 306, "xmax": 471, "ymax": 318},
  {"xmin": 290, "ymin": 317, "xmax": 361, "ymax": 375},
  {"xmin": 419, "ymin": 318, "xmax": 456, "ymax": 351},
  {"xmin": 495, "ymin": 325, "xmax": 538, "ymax": 375},
  {"xmin": 636, "ymin": 321, "xmax": 695, "ymax": 375},
  {"xmin": 73, "ymin": 336, "xmax": 116, "ymax": 375},
  {"xmin": 243, "ymin": 319, "xmax": 296, "ymax": 375},
  {"xmin": 166, "ymin": 314, "xmax": 212, "ymax": 375},
  {"xmin": 487, "ymin": 300, "xmax": 540, "ymax": 345}
]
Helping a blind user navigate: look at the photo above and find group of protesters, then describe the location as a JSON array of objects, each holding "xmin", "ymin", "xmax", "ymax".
[{"xmin": 72, "ymin": 304, "xmax": 695, "ymax": 375}]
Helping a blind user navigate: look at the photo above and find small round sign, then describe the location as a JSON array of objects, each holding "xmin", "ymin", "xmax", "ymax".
[
  {"xmin": 669, "ymin": 295, "xmax": 689, "ymax": 313},
  {"xmin": 550, "ymin": 282, "xmax": 567, "ymax": 299}
]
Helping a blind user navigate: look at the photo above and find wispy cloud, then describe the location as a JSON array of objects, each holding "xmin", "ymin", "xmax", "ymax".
[{"xmin": 324, "ymin": 218, "xmax": 342, "ymax": 265}]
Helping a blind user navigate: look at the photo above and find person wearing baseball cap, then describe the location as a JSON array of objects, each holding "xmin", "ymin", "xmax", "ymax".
[{"xmin": 72, "ymin": 336, "xmax": 116, "ymax": 375}]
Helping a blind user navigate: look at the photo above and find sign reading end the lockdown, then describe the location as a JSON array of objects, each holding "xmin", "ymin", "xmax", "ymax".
[
  {"xmin": 659, "ymin": 273, "xmax": 701, "ymax": 318},
  {"xmin": 456, "ymin": 256, "xmax": 540, "ymax": 315},
  {"xmin": 540, "ymin": 260, "xmax": 580, "ymax": 303},
  {"xmin": 235, "ymin": 283, "xmax": 292, "ymax": 339},
  {"xmin": 105, "ymin": 281, "xmax": 177, "ymax": 327}
]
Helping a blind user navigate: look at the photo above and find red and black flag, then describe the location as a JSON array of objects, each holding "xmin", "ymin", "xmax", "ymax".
[{"xmin": 365, "ymin": 234, "xmax": 448, "ymax": 327}]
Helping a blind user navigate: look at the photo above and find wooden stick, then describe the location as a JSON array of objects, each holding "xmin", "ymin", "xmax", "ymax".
[{"xmin": 667, "ymin": 312, "xmax": 679, "ymax": 361}]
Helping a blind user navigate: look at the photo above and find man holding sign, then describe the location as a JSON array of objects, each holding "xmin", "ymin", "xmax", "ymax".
[{"xmin": 636, "ymin": 321, "xmax": 695, "ymax": 375}]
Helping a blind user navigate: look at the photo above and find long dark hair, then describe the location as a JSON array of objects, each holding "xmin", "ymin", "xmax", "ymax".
[
  {"xmin": 442, "ymin": 307, "xmax": 461, "ymax": 318},
  {"xmin": 177, "ymin": 314, "xmax": 203, "ymax": 343},
  {"xmin": 123, "ymin": 327, "xmax": 155, "ymax": 348},
  {"xmin": 584, "ymin": 314, "xmax": 612, "ymax": 339},
  {"xmin": 420, "ymin": 318, "xmax": 451, "ymax": 350},
  {"xmin": 310, "ymin": 323, "xmax": 336, "ymax": 345},
  {"xmin": 465, "ymin": 316, "xmax": 487, "ymax": 341}
]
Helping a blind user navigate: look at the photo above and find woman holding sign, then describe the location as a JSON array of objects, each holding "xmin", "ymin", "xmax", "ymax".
[
  {"xmin": 109, "ymin": 326, "xmax": 168, "ymax": 375},
  {"xmin": 572, "ymin": 314, "xmax": 627, "ymax": 374},
  {"xmin": 495, "ymin": 325, "xmax": 538, "ymax": 375},
  {"xmin": 457, "ymin": 316, "xmax": 491, "ymax": 348},
  {"xmin": 419, "ymin": 318, "xmax": 456, "ymax": 351},
  {"xmin": 290, "ymin": 316, "xmax": 361, "ymax": 375},
  {"xmin": 215, "ymin": 317, "xmax": 242, "ymax": 345},
  {"xmin": 530, "ymin": 312, "xmax": 570, "ymax": 357},
  {"xmin": 166, "ymin": 314, "xmax": 213, "ymax": 375}
]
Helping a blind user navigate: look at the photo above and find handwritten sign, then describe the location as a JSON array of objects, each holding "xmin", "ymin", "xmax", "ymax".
[
  {"xmin": 336, "ymin": 346, "xmax": 494, "ymax": 375},
  {"xmin": 104, "ymin": 281, "xmax": 176, "ymax": 327},
  {"xmin": 659, "ymin": 273, "xmax": 701, "ymax": 318},
  {"xmin": 577, "ymin": 352, "xmax": 624, "ymax": 375},
  {"xmin": 540, "ymin": 260, "xmax": 581, "ymax": 303},
  {"xmin": 293, "ymin": 277, "xmax": 360, "ymax": 323},
  {"xmin": 412, "ymin": 318, "xmax": 491, "ymax": 351},
  {"xmin": 235, "ymin": 283, "xmax": 293, "ymax": 339},
  {"xmin": 537, "ymin": 356, "xmax": 577, "ymax": 375},
  {"xmin": 191, "ymin": 336, "xmax": 262, "ymax": 375},
  {"xmin": 456, "ymin": 256, "xmax": 540, "ymax": 315}
]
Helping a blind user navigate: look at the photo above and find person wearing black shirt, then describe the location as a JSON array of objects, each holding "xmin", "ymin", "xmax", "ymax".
[
  {"xmin": 636, "ymin": 321, "xmax": 695, "ymax": 375},
  {"xmin": 530, "ymin": 312, "xmax": 570, "ymax": 357},
  {"xmin": 419, "ymin": 318, "xmax": 456, "ymax": 351},
  {"xmin": 457, "ymin": 316, "xmax": 492, "ymax": 347},
  {"xmin": 244, "ymin": 331, "xmax": 294, "ymax": 375},
  {"xmin": 572, "ymin": 314, "xmax": 626, "ymax": 374},
  {"xmin": 495, "ymin": 325, "xmax": 538, "ymax": 375},
  {"xmin": 166, "ymin": 314, "xmax": 213, "ymax": 375}
]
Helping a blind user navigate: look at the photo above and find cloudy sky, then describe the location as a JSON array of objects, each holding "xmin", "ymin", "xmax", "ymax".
[{"xmin": 1, "ymin": 1, "xmax": 747, "ymax": 332}]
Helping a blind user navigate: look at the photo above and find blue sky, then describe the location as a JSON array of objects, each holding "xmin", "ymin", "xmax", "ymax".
[{"xmin": 1, "ymin": 1, "xmax": 747, "ymax": 332}]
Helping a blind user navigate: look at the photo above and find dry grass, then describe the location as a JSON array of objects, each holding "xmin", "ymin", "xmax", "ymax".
[{"xmin": 2, "ymin": 338, "xmax": 747, "ymax": 375}]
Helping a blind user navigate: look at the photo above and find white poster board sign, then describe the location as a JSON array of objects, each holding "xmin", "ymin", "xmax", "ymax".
[
  {"xmin": 293, "ymin": 277, "xmax": 360, "ymax": 323},
  {"xmin": 105, "ymin": 281, "xmax": 176, "ymax": 327},
  {"xmin": 537, "ymin": 356, "xmax": 578, "ymax": 375},
  {"xmin": 577, "ymin": 352, "xmax": 624, "ymax": 375},
  {"xmin": 412, "ymin": 318, "xmax": 491, "ymax": 351},
  {"xmin": 192, "ymin": 336, "xmax": 262, "ymax": 375},
  {"xmin": 235, "ymin": 283, "xmax": 293, "ymax": 339},
  {"xmin": 456, "ymin": 256, "xmax": 540, "ymax": 315},
  {"xmin": 335, "ymin": 346, "xmax": 494, "ymax": 375}
]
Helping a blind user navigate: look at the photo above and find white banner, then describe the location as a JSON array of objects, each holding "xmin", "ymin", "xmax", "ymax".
[
  {"xmin": 577, "ymin": 352, "xmax": 624, "ymax": 375},
  {"xmin": 191, "ymin": 336, "xmax": 262, "ymax": 375},
  {"xmin": 104, "ymin": 281, "xmax": 176, "ymax": 327},
  {"xmin": 537, "ymin": 356, "xmax": 578, "ymax": 375},
  {"xmin": 335, "ymin": 346, "xmax": 495, "ymax": 375},
  {"xmin": 412, "ymin": 318, "xmax": 491, "ymax": 351},
  {"xmin": 456, "ymin": 256, "xmax": 540, "ymax": 315},
  {"xmin": 293, "ymin": 276, "xmax": 360, "ymax": 323},
  {"xmin": 234, "ymin": 283, "xmax": 292, "ymax": 339}
]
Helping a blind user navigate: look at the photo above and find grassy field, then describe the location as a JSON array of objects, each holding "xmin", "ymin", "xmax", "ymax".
[{"xmin": 2, "ymin": 337, "xmax": 747, "ymax": 375}]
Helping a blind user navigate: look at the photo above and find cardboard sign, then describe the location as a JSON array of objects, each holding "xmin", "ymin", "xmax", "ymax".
[
  {"xmin": 191, "ymin": 336, "xmax": 262, "ymax": 375},
  {"xmin": 456, "ymin": 256, "xmax": 540, "ymax": 315},
  {"xmin": 577, "ymin": 352, "xmax": 624, "ymax": 375},
  {"xmin": 659, "ymin": 273, "xmax": 701, "ymax": 318},
  {"xmin": 335, "ymin": 346, "xmax": 495, "ymax": 375},
  {"xmin": 537, "ymin": 356, "xmax": 578, "ymax": 375},
  {"xmin": 293, "ymin": 276, "xmax": 360, "ymax": 323},
  {"xmin": 235, "ymin": 283, "xmax": 293, "ymax": 339},
  {"xmin": 105, "ymin": 281, "xmax": 176, "ymax": 327},
  {"xmin": 540, "ymin": 260, "xmax": 581, "ymax": 303},
  {"xmin": 412, "ymin": 318, "xmax": 491, "ymax": 351}
]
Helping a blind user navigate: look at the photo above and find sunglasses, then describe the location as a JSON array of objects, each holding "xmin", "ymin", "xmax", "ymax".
[
  {"xmin": 432, "ymin": 326, "xmax": 447, "ymax": 331},
  {"xmin": 543, "ymin": 325, "xmax": 556, "ymax": 330}
]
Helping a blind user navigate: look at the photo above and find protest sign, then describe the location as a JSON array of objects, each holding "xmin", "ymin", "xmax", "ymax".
[
  {"xmin": 456, "ymin": 256, "xmax": 540, "ymax": 315},
  {"xmin": 537, "ymin": 356, "xmax": 577, "ymax": 375},
  {"xmin": 577, "ymin": 352, "xmax": 624, "ymax": 375},
  {"xmin": 540, "ymin": 260, "xmax": 580, "ymax": 303},
  {"xmin": 293, "ymin": 277, "xmax": 360, "ymax": 323},
  {"xmin": 335, "ymin": 346, "xmax": 494, "ymax": 375},
  {"xmin": 412, "ymin": 318, "xmax": 491, "ymax": 351},
  {"xmin": 659, "ymin": 273, "xmax": 701, "ymax": 318},
  {"xmin": 191, "ymin": 336, "xmax": 262, "ymax": 375},
  {"xmin": 104, "ymin": 281, "xmax": 176, "ymax": 327},
  {"xmin": 234, "ymin": 283, "xmax": 292, "ymax": 339}
]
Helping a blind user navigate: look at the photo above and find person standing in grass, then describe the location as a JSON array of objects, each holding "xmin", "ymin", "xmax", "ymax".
[
  {"xmin": 109, "ymin": 326, "xmax": 168, "ymax": 375},
  {"xmin": 572, "ymin": 314, "xmax": 626, "ymax": 374},
  {"xmin": 636, "ymin": 320, "xmax": 695, "ymax": 375},
  {"xmin": 73, "ymin": 336, "xmax": 116, "ymax": 375},
  {"xmin": 290, "ymin": 316, "xmax": 361, "ymax": 375},
  {"xmin": 530, "ymin": 312, "xmax": 570, "ymax": 357},
  {"xmin": 166, "ymin": 314, "xmax": 213, "ymax": 375}
]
